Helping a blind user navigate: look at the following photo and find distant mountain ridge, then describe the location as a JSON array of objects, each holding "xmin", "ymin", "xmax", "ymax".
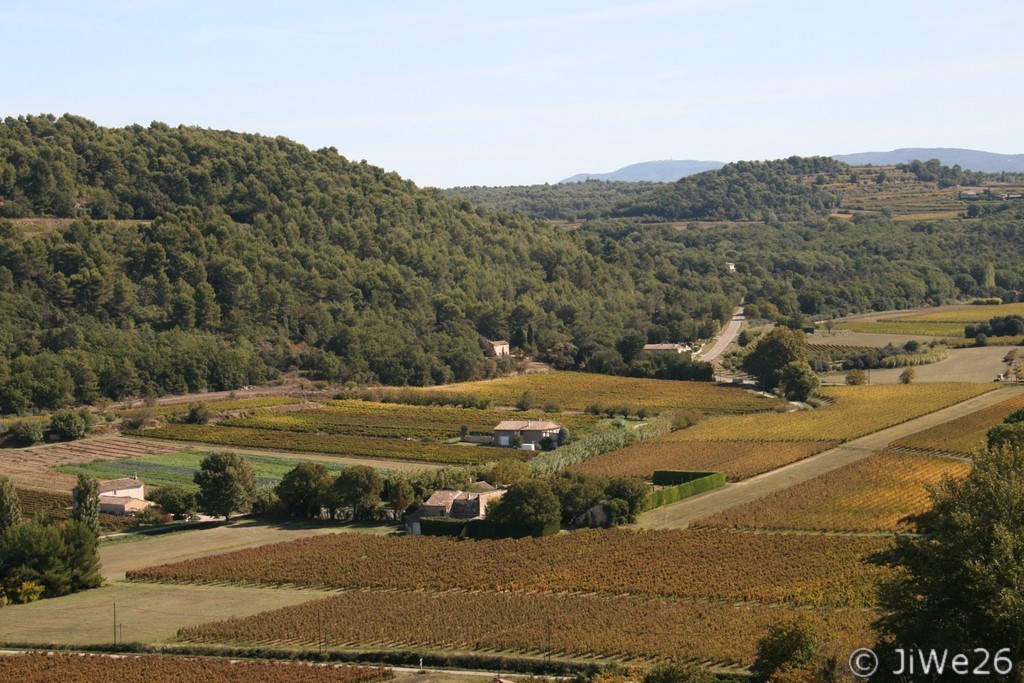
[
  {"xmin": 831, "ymin": 148, "xmax": 1024, "ymax": 173},
  {"xmin": 560, "ymin": 148, "xmax": 1024, "ymax": 183},
  {"xmin": 559, "ymin": 159, "xmax": 724, "ymax": 184}
]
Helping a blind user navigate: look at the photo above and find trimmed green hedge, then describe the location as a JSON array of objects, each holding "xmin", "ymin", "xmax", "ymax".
[
  {"xmin": 652, "ymin": 470, "xmax": 719, "ymax": 486},
  {"xmin": 646, "ymin": 471, "xmax": 726, "ymax": 509},
  {"xmin": 419, "ymin": 517, "xmax": 559, "ymax": 539}
]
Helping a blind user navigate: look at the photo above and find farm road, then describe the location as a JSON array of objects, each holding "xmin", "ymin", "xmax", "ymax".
[
  {"xmin": 696, "ymin": 308, "xmax": 744, "ymax": 363},
  {"xmin": 638, "ymin": 385, "xmax": 1024, "ymax": 529}
]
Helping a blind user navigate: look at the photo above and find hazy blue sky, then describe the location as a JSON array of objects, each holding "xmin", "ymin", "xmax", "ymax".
[{"xmin": 4, "ymin": 1, "xmax": 1022, "ymax": 187}]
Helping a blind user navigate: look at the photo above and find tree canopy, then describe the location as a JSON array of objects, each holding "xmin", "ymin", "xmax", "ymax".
[
  {"xmin": 875, "ymin": 441, "xmax": 1024, "ymax": 674},
  {"xmin": 194, "ymin": 451, "xmax": 257, "ymax": 520}
]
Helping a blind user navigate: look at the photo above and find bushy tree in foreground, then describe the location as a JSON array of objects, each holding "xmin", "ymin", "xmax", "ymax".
[
  {"xmin": 276, "ymin": 461, "xmax": 332, "ymax": 519},
  {"xmin": 742, "ymin": 327, "xmax": 808, "ymax": 391},
  {"xmin": 194, "ymin": 451, "xmax": 257, "ymax": 520},
  {"xmin": 487, "ymin": 479, "xmax": 561, "ymax": 530},
  {"xmin": 874, "ymin": 441, "xmax": 1024, "ymax": 678}
]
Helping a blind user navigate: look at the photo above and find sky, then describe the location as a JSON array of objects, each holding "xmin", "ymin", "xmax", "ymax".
[{"xmin": 3, "ymin": 1, "xmax": 1022, "ymax": 187}]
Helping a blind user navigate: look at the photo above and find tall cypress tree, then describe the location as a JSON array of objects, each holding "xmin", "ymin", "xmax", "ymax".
[
  {"xmin": 0, "ymin": 475, "xmax": 21, "ymax": 533},
  {"xmin": 71, "ymin": 474, "xmax": 100, "ymax": 534}
]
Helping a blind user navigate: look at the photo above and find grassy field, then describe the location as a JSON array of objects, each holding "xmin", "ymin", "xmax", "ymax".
[
  {"xmin": 0, "ymin": 436, "xmax": 181, "ymax": 493},
  {"xmin": 422, "ymin": 372, "xmax": 781, "ymax": 413},
  {"xmin": 822, "ymin": 346, "xmax": 1015, "ymax": 385},
  {"xmin": 56, "ymin": 449, "xmax": 356, "ymax": 488},
  {"xmin": 698, "ymin": 451, "xmax": 970, "ymax": 533},
  {"xmin": 0, "ymin": 582, "xmax": 328, "ymax": 645}
]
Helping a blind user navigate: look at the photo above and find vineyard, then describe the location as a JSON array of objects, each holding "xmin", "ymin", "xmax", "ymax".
[
  {"xmin": 142, "ymin": 396, "xmax": 305, "ymax": 417},
  {"xmin": 129, "ymin": 528, "xmax": 891, "ymax": 608},
  {"xmin": 891, "ymin": 392, "xmax": 1024, "ymax": 455},
  {"xmin": 698, "ymin": 451, "xmax": 970, "ymax": 533},
  {"xmin": 15, "ymin": 487, "xmax": 71, "ymax": 518},
  {"xmin": 130, "ymin": 424, "xmax": 522, "ymax": 465},
  {"xmin": 837, "ymin": 320, "xmax": 966, "ymax": 337},
  {"xmin": 57, "ymin": 449, "xmax": 353, "ymax": 489},
  {"xmin": 0, "ymin": 652, "xmax": 391, "ymax": 683},
  {"xmin": 419, "ymin": 372, "xmax": 780, "ymax": 413},
  {"xmin": 221, "ymin": 399, "xmax": 601, "ymax": 439},
  {"xmin": 665, "ymin": 384, "xmax": 995, "ymax": 443},
  {"xmin": 0, "ymin": 436, "xmax": 180, "ymax": 493},
  {"xmin": 890, "ymin": 303, "xmax": 1024, "ymax": 323},
  {"xmin": 177, "ymin": 589, "xmax": 876, "ymax": 667},
  {"xmin": 570, "ymin": 439, "xmax": 837, "ymax": 480}
]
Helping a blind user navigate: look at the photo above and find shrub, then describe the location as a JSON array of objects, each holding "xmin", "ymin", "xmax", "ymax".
[
  {"xmin": 50, "ymin": 410, "xmax": 88, "ymax": 440},
  {"xmin": 120, "ymin": 409, "xmax": 156, "ymax": 430},
  {"xmin": 186, "ymin": 402, "xmax": 215, "ymax": 424},
  {"xmin": 7, "ymin": 420, "xmax": 44, "ymax": 446},
  {"xmin": 516, "ymin": 392, "xmax": 535, "ymax": 411},
  {"xmin": 845, "ymin": 369, "xmax": 867, "ymax": 386},
  {"xmin": 149, "ymin": 485, "xmax": 199, "ymax": 519},
  {"xmin": 899, "ymin": 368, "xmax": 915, "ymax": 384}
]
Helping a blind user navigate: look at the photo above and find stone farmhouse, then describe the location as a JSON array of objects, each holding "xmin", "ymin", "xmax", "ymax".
[
  {"xmin": 405, "ymin": 481, "xmax": 506, "ymax": 535},
  {"xmin": 484, "ymin": 339, "xmax": 511, "ymax": 357},
  {"xmin": 73, "ymin": 474, "xmax": 154, "ymax": 516},
  {"xmin": 492, "ymin": 419, "xmax": 561, "ymax": 448}
]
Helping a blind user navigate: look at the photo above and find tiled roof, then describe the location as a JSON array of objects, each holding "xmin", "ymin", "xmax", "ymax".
[
  {"xmin": 424, "ymin": 490, "xmax": 462, "ymax": 509},
  {"xmin": 99, "ymin": 477, "xmax": 144, "ymax": 493},
  {"xmin": 493, "ymin": 420, "xmax": 561, "ymax": 431}
]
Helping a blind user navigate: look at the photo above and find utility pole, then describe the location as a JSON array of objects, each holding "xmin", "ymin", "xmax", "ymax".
[{"xmin": 113, "ymin": 603, "xmax": 117, "ymax": 644}]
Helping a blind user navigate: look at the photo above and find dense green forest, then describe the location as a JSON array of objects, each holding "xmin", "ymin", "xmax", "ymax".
[
  {"xmin": 0, "ymin": 115, "xmax": 731, "ymax": 413},
  {"xmin": 443, "ymin": 181, "xmax": 657, "ymax": 221},
  {"xmin": 3, "ymin": 115, "xmax": 1024, "ymax": 415},
  {"xmin": 609, "ymin": 157, "xmax": 844, "ymax": 221}
]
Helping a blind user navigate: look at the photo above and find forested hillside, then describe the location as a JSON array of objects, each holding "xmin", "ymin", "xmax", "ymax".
[
  {"xmin": 0, "ymin": 115, "xmax": 734, "ymax": 413},
  {"xmin": 443, "ymin": 180, "xmax": 657, "ymax": 221}
]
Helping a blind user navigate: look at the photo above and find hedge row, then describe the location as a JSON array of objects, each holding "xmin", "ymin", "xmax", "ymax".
[{"xmin": 646, "ymin": 471, "xmax": 726, "ymax": 509}]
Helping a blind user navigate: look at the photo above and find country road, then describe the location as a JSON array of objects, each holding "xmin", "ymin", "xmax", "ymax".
[
  {"xmin": 696, "ymin": 308, "xmax": 744, "ymax": 363},
  {"xmin": 637, "ymin": 385, "xmax": 1024, "ymax": 529}
]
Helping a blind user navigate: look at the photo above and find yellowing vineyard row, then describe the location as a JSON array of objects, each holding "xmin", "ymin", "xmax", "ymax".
[
  {"xmin": 892, "ymin": 392, "xmax": 1024, "ymax": 455},
  {"xmin": 836, "ymin": 321, "xmax": 966, "ymax": 338},
  {"xmin": 698, "ymin": 451, "xmax": 970, "ymax": 533},
  {"xmin": 894, "ymin": 302, "xmax": 1024, "ymax": 323},
  {"xmin": 132, "ymin": 424, "xmax": 522, "ymax": 465},
  {"xmin": 669, "ymin": 384, "xmax": 995, "ymax": 443},
  {"xmin": 145, "ymin": 396, "xmax": 304, "ymax": 417},
  {"xmin": 221, "ymin": 399, "xmax": 600, "ymax": 440},
  {"xmin": 129, "ymin": 528, "xmax": 891, "ymax": 608},
  {"xmin": 0, "ymin": 653, "xmax": 390, "ymax": 683},
  {"xmin": 570, "ymin": 440, "xmax": 837, "ymax": 480},
  {"xmin": 177, "ymin": 589, "xmax": 876, "ymax": 667},
  {"xmin": 420, "ymin": 372, "xmax": 780, "ymax": 414}
]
